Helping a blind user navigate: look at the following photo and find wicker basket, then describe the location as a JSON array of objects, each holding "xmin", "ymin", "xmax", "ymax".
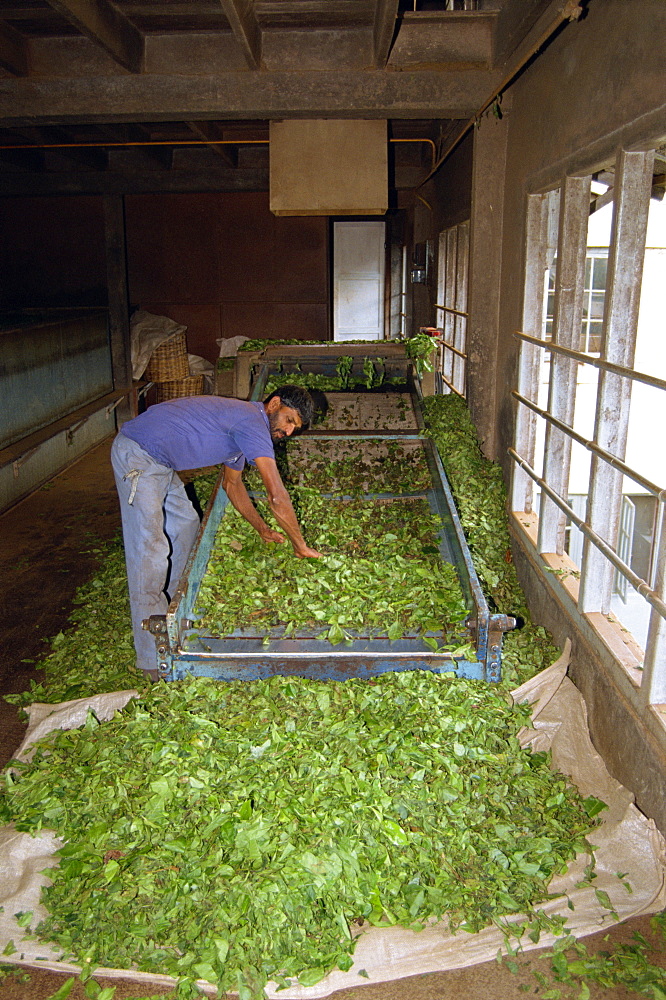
[
  {"xmin": 145, "ymin": 331, "xmax": 189, "ymax": 381},
  {"xmin": 154, "ymin": 374, "xmax": 204, "ymax": 402}
]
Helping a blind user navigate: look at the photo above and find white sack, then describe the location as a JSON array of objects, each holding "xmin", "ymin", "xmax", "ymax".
[
  {"xmin": 216, "ymin": 335, "xmax": 250, "ymax": 357},
  {"xmin": 187, "ymin": 353, "xmax": 215, "ymax": 394},
  {"xmin": 130, "ymin": 309, "xmax": 188, "ymax": 381},
  {"xmin": 12, "ymin": 690, "xmax": 138, "ymax": 764},
  {"xmin": 0, "ymin": 651, "xmax": 664, "ymax": 997}
]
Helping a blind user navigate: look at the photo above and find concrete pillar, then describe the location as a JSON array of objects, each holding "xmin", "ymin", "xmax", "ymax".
[
  {"xmin": 104, "ymin": 194, "xmax": 135, "ymax": 424},
  {"xmin": 467, "ymin": 114, "xmax": 509, "ymax": 460}
]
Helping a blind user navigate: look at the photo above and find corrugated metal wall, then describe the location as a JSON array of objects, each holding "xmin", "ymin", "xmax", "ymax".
[
  {"xmin": 0, "ymin": 310, "xmax": 115, "ymax": 512},
  {"xmin": 0, "ymin": 310, "xmax": 112, "ymax": 451}
]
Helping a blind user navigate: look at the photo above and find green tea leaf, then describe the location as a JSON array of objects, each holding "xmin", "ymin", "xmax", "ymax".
[
  {"xmin": 582, "ymin": 796, "xmax": 607, "ymax": 818},
  {"xmin": 45, "ymin": 979, "xmax": 76, "ymax": 1000}
]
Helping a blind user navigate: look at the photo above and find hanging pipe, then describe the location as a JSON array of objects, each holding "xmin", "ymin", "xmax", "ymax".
[{"xmin": 0, "ymin": 136, "xmax": 437, "ymax": 170}]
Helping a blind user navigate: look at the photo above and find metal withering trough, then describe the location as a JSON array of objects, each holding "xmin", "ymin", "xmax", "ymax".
[{"xmin": 147, "ymin": 355, "xmax": 515, "ymax": 683}]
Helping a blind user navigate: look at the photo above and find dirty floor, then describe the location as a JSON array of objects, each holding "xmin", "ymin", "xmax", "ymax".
[{"xmin": 0, "ymin": 438, "xmax": 663, "ymax": 999}]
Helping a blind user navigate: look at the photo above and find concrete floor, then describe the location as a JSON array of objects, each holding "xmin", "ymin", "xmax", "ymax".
[{"xmin": 0, "ymin": 437, "xmax": 663, "ymax": 999}]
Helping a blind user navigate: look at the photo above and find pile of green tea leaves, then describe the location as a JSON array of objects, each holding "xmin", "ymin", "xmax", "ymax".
[
  {"xmin": 238, "ymin": 339, "xmax": 394, "ymax": 352},
  {"xmin": 196, "ymin": 494, "xmax": 469, "ymax": 649},
  {"xmin": 422, "ymin": 394, "xmax": 561, "ymax": 687},
  {"xmin": 405, "ymin": 331, "xmax": 440, "ymax": 376},
  {"xmin": 240, "ymin": 338, "xmax": 322, "ymax": 352},
  {"xmin": 216, "ymin": 357, "xmax": 235, "ymax": 371},
  {"xmin": 241, "ymin": 336, "xmax": 433, "ymax": 379},
  {"xmin": 2, "ymin": 393, "xmax": 637, "ymax": 1000},
  {"xmin": 245, "ymin": 439, "xmax": 431, "ymax": 496},
  {"xmin": 2, "ymin": 671, "xmax": 601, "ymax": 999},
  {"xmin": 263, "ymin": 356, "xmax": 402, "ymax": 395}
]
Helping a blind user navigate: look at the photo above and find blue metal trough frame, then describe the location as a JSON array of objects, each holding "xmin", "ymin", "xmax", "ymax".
[{"xmin": 149, "ymin": 355, "xmax": 515, "ymax": 683}]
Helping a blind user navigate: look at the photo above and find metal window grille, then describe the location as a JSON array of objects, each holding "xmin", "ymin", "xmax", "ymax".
[
  {"xmin": 435, "ymin": 220, "xmax": 469, "ymax": 397},
  {"xmin": 510, "ymin": 146, "xmax": 666, "ymax": 706},
  {"xmin": 543, "ymin": 250, "xmax": 609, "ymax": 353},
  {"xmin": 614, "ymin": 495, "xmax": 636, "ymax": 603}
]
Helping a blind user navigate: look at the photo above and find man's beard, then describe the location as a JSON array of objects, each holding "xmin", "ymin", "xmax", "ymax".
[{"xmin": 268, "ymin": 411, "xmax": 286, "ymax": 441}]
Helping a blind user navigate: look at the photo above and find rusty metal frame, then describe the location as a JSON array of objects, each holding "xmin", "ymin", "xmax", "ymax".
[{"xmin": 149, "ymin": 355, "xmax": 515, "ymax": 683}]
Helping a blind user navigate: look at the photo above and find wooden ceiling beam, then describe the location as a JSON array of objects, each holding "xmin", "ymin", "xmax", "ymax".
[
  {"xmin": 373, "ymin": 0, "xmax": 400, "ymax": 69},
  {"xmin": 0, "ymin": 68, "xmax": 499, "ymax": 122},
  {"xmin": 218, "ymin": 0, "xmax": 262, "ymax": 69},
  {"xmin": 44, "ymin": 0, "xmax": 144, "ymax": 73},
  {"xmin": 492, "ymin": 0, "xmax": 580, "ymax": 69},
  {"xmin": 0, "ymin": 18, "xmax": 28, "ymax": 76}
]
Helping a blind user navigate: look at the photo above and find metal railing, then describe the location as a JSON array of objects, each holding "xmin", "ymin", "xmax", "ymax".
[{"xmin": 511, "ymin": 330, "xmax": 666, "ymax": 704}]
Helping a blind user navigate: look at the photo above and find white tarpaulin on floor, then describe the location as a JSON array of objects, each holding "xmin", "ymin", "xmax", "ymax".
[{"xmin": 1, "ymin": 646, "xmax": 664, "ymax": 997}]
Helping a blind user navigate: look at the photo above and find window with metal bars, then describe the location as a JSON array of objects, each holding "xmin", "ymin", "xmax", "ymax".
[
  {"xmin": 435, "ymin": 221, "xmax": 469, "ymax": 397},
  {"xmin": 543, "ymin": 250, "xmax": 608, "ymax": 353},
  {"xmin": 510, "ymin": 144, "xmax": 666, "ymax": 707}
]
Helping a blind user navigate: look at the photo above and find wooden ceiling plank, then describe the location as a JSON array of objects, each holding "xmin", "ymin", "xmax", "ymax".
[
  {"xmin": 8, "ymin": 123, "xmax": 108, "ymax": 169},
  {"xmin": 255, "ymin": 1, "xmax": 372, "ymax": 31},
  {"xmin": 186, "ymin": 120, "xmax": 238, "ymax": 168},
  {"xmin": 218, "ymin": 0, "xmax": 262, "ymax": 69},
  {"xmin": 0, "ymin": 147, "xmax": 44, "ymax": 170},
  {"xmin": 79, "ymin": 122, "xmax": 173, "ymax": 159},
  {"xmin": 94, "ymin": 122, "xmax": 140, "ymax": 143},
  {"xmin": 0, "ymin": 18, "xmax": 29, "ymax": 76},
  {"xmin": 44, "ymin": 0, "xmax": 144, "ymax": 73},
  {"xmin": 0, "ymin": 163, "xmax": 269, "ymax": 196},
  {"xmin": 373, "ymin": 0, "xmax": 399, "ymax": 69}
]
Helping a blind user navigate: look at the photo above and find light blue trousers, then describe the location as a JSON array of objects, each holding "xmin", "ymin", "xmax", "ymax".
[{"xmin": 111, "ymin": 433, "xmax": 200, "ymax": 673}]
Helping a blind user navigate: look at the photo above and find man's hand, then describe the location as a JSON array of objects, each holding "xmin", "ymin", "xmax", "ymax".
[
  {"xmin": 294, "ymin": 544, "xmax": 323, "ymax": 559},
  {"xmin": 255, "ymin": 456, "xmax": 322, "ymax": 559},
  {"xmin": 223, "ymin": 463, "xmax": 321, "ymax": 556},
  {"xmin": 259, "ymin": 527, "xmax": 286, "ymax": 545}
]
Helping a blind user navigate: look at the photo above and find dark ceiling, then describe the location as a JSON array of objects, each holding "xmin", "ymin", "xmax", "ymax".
[{"xmin": 0, "ymin": 0, "xmax": 581, "ymax": 196}]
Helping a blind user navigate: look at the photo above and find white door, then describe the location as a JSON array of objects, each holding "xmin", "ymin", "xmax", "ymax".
[{"xmin": 333, "ymin": 221, "xmax": 385, "ymax": 341}]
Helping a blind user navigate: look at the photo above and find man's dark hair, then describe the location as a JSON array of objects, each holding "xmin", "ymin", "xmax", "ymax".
[{"xmin": 264, "ymin": 384, "xmax": 314, "ymax": 431}]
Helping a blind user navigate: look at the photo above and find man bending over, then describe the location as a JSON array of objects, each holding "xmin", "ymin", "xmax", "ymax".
[{"xmin": 111, "ymin": 386, "xmax": 320, "ymax": 679}]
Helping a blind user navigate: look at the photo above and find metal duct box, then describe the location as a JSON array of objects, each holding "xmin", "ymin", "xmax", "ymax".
[{"xmin": 269, "ymin": 119, "xmax": 388, "ymax": 216}]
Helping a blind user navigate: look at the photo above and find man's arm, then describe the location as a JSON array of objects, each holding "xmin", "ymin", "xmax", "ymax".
[
  {"xmin": 222, "ymin": 460, "xmax": 321, "ymax": 558},
  {"xmin": 222, "ymin": 464, "xmax": 282, "ymax": 543}
]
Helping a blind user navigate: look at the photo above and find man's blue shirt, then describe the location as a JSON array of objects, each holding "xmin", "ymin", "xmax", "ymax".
[{"xmin": 119, "ymin": 396, "xmax": 274, "ymax": 471}]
